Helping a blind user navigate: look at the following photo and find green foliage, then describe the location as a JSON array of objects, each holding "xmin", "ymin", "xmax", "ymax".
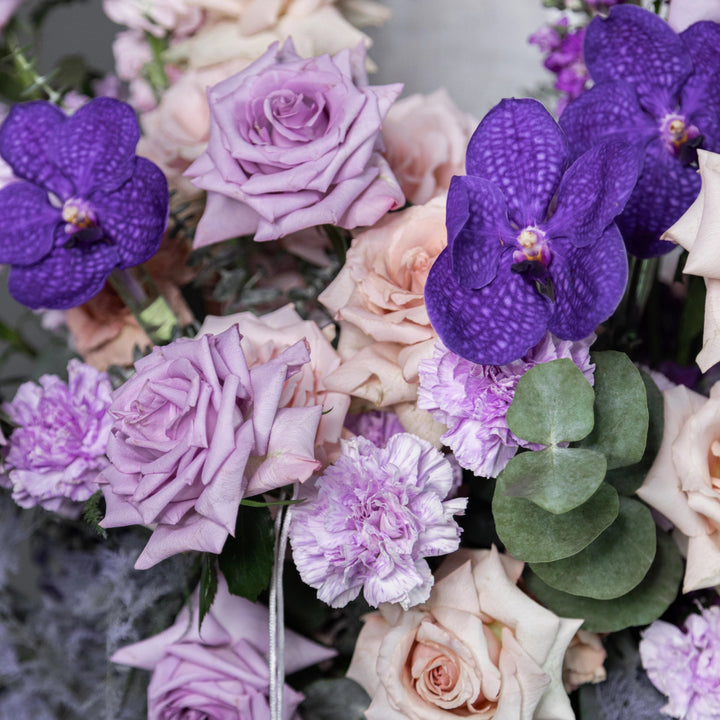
[
  {"xmin": 529, "ymin": 497, "xmax": 657, "ymax": 599},
  {"xmin": 524, "ymin": 531, "xmax": 683, "ymax": 632},
  {"xmin": 218, "ymin": 504, "xmax": 275, "ymax": 602},
  {"xmin": 82, "ymin": 491, "xmax": 107, "ymax": 539},
  {"xmin": 299, "ymin": 678, "xmax": 370, "ymax": 720},
  {"xmin": 493, "ymin": 481, "xmax": 619, "ymax": 562},
  {"xmin": 198, "ymin": 554, "xmax": 218, "ymax": 631}
]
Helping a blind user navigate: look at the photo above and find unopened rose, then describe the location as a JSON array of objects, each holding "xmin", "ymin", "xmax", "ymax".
[
  {"xmin": 638, "ymin": 381, "xmax": 720, "ymax": 591},
  {"xmin": 99, "ymin": 326, "xmax": 322, "ymax": 568},
  {"xmin": 383, "ymin": 88, "xmax": 476, "ymax": 205},
  {"xmin": 186, "ymin": 39, "xmax": 404, "ymax": 244},
  {"xmin": 562, "ymin": 630, "xmax": 606, "ymax": 692},
  {"xmin": 348, "ymin": 547, "xmax": 580, "ymax": 720}
]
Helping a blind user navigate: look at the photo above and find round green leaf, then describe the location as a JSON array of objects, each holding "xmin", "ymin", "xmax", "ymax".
[
  {"xmin": 500, "ymin": 446, "xmax": 607, "ymax": 514},
  {"xmin": 524, "ymin": 530, "xmax": 683, "ymax": 632},
  {"xmin": 493, "ymin": 481, "xmax": 619, "ymax": 562},
  {"xmin": 506, "ymin": 358, "xmax": 595, "ymax": 445},
  {"xmin": 529, "ymin": 496, "xmax": 656, "ymax": 599},
  {"xmin": 300, "ymin": 678, "xmax": 371, "ymax": 720},
  {"xmin": 577, "ymin": 351, "xmax": 648, "ymax": 470},
  {"xmin": 605, "ymin": 370, "xmax": 664, "ymax": 495}
]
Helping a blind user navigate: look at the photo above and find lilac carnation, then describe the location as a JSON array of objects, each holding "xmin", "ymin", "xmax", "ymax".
[
  {"xmin": 343, "ymin": 410, "xmax": 405, "ymax": 447},
  {"xmin": 2, "ymin": 359, "xmax": 113, "ymax": 516},
  {"xmin": 418, "ymin": 332, "xmax": 595, "ymax": 478},
  {"xmin": 640, "ymin": 606, "xmax": 720, "ymax": 720},
  {"xmin": 289, "ymin": 433, "xmax": 467, "ymax": 609}
]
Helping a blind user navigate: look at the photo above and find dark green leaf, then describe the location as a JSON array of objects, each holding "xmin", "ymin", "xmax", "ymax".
[
  {"xmin": 524, "ymin": 530, "xmax": 683, "ymax": 632},
  {"xmin": 199, "ymin": 555, "xmax": 218, "ymax": 631},
  {"xmin": 82, "ymin": 491, "xmax": 107, "ymax": 539},
  {"xmin": 506, "ymin": 358, "xmax": 595, "ymax": 445},
  {"xmin": 219, "ymin": 504, "xmax": 275, "ymax": 602},
  {"xmin": 577, "ymin": 352, "xmax": 648, "ymax": 470},
  {"xmin": 529, "ymin": 497, "xmax": 656, "ymax": 599},
  {"xmin": 299, "ymin": 678, "xmax": 370, "ymax": 720},
  {"xmin": 493, "ymin": 481, "xmax": 618, "ymax": 562},
  {"xmin": 605, "ymin": 370, "xmax": 664, "ymax": 495},
  {"xmin": 500, "ymin": 446, "xmax": 607, "ymax": 513}
]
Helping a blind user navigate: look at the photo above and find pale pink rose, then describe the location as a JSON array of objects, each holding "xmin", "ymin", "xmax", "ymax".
[
  {"xmin": 112, "ymin": 575, "xmax": 336, "ymax": 720},
  {"xmin": 637, "ymin": 382, "xmax": 720, "ymax": 592},
  {"xmin": 0, "ymin": 0, "xmax": 25, "ymax": 29},
  {"xmin": 383, "ymin": 89, "xmax": 476, "ymax": 205},
  {"xmin": 319, "ymin": 196, "xmax": 445, "ymax": 419},
  {"xmin": 662, "ymin": 150, "xmax": 720, "ymax": 372},
  {"xmin": 199, "ymin": 305, "xmax": 351, "ymax": 451},
  {"xmin": 561, "ymin": 630, "xmax": 606, "ymax": 692},
  {"xmin": 668, "ymin": 0, "xmax": 720, "ymax": 32},
  {"xmin": 113, "ymin": 29, "xmax": 153, "ymax": 82},
  {"xmin": 347, "ymin": 546, "xmax": 581, "ymax": 720},
  {"xmin": 103, "ymin": 0, "xmax": 203, "ymax": 37}
]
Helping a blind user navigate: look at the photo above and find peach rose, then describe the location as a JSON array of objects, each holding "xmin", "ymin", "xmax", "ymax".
[
  {"xmin": 561, "ymin": 630, "xmax": 606, "ymax": 692},
  {"xmin": 662, "ymin": 150, "xmax": 720, "ymax": 372},
  {"xmin": 199, "ymin": 305, "xmax": 350, "ymax": 454},
  {"xmin": 383, "ymin": 89, "xmax": 476, "ymax": 205},
  {"xmin": 319, "ymin": 197, "xmax": 447, "ymax": 439},
  {"xmin": 638, "ymin": 381, "xmax": 720, "ymax": 592},
  {"xmin": 347, "ymin": 546, "xmax": 580, "ymax": 720}
]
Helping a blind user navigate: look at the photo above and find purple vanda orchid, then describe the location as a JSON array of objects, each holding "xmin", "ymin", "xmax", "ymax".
[
  {"xmin": 0, "ymin": 98, "xmax": 168, "ymax": 309},
  {"xmin": 424, "ymin": 98, "xmax": 639, "ymax": 366},
  {"xmin": 560, "ymin": 5, "xmax": 720, "ymax": 257}
]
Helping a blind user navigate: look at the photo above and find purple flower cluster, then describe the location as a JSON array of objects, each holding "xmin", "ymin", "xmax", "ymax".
[
  {"xmin": 560, "ymin": 5, "xmax": 720, "ymax": 257},
  {"xmin": 289, "ymin": 433, "xmax": 466, "ymax": 609},
  {"xmin": 0, "ymin": 97, "xmax": 168, "ymax": 309},
  {"xmin": 2, "ymin": 359, "xmax": 113, "ymax": 516},
  {"xmin": 424, "ymin": 97, "xmax": 638, "ymax": 366},
  {"xmin": 418, "ymin": 332, "xmax": 595, "ymax": 478},
  {"xmin": 529, "ymin": 19, "xmax": 589, "ymax": 114},
  {"xmin": 640, "ymin": 605, "xmax": 720, "ymax": 720}
]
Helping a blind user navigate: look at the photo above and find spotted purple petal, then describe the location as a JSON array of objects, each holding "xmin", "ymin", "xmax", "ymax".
[
  {"xmin": 425, "ymin": 248, "xmax": 552, "ymax": 366},
  {"xmin": 0, "ymin": 101, "xmax": 70, "ymax": 196},
  {"xmin": 447, "ymin": 175, "xmax": 514, "ymax": 290},
  {"xmin": 560, "ymin": 80, "xmax": 657, "ymax": 160},
  {"xmin": 548, "ymin": 225, "xmax": 628, "ymax": 339},
  {"xmin": 464, "ymin": 98, "xmax": 569, "ymax": 228},
  {"xmin": 584, "ymin": 5, "xmax": 692, "ymax": 115},
  {"xmin": 48, "ymin": 97, "xmax": 140, "ymax": 196},
  {"xmin": 679, "ymin": 21, "xmax": 720, "ymax": 77},
  {"xmin": 8, "ymin": 241, "xmax": 120, "ymax": 310},
  {"xmin": 617, "ymin": 138, "xmax": 701, "ymax": 258},
  {"xmin": 0, "ymin": 182, "xmax": 60, "ymax": 264},
  {"xmin": 91, "ymin": 157, "xmax": 169, "ymax": 268},
  {"xmin": 546, "ymin": 140, "xmax": 641, "ymax": 247}
]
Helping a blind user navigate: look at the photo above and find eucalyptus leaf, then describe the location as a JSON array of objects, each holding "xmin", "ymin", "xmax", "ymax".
[
  {"xmin": 524, "ymin": 531, "xmax": 682, "ymax": 632},
  {"xmin": 493, "ymin": 481, "xmax": 619, "ymax": 562},
  {"xmin": 506, "ymin": 358, "xmax": 595, "ymax": 445},
  {"xmin": 605, "ymin": 370, "xmax": 664, "ymax": 496},
  {"xmin": 299, "ymin": 678, "xmax": 370, "ymax": 720},
  {"xmin": 578, "ymin": 352, "xmax": 648, "ymax": 470},
  {"xmin": 219, "ymin": 504, "xmax": 274, "ymax": 602},
  {"xmin": 500, "ymin": 446, "xmax": 607, "ymax": 514},
  {"xmin": 529, "ymin": 497, "xmax": 656, "ymax": 599}
]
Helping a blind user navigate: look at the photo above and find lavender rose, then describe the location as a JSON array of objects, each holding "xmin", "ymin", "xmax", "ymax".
[
  {"xmin": 186, "ymin": 38, "xmax": 404, "ymax": 245},
  {"xmin": 99, "ymin": 326, "xmax": 322, "ymax": 569}
]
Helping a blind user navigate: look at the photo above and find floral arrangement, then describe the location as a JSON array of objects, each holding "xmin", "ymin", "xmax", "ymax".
[{"xmin": 0, "ymin": 0, "xmax": 718, "ymax": 719}]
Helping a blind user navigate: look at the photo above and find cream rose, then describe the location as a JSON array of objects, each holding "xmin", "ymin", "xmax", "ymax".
[
  {"xmin": 561, "ymin": 630, "xmax": 606, "ymax": 693},
  {"xmin": 638, "ymin": 381, "xmax": 720, "ymax": 591},
  {"xmin": 383, "ymin": 89, "xmax": 476, "ymax": 206},
  {"xmin": 347, "ymin": 547, "xmax": 580, "ymax": 720}
]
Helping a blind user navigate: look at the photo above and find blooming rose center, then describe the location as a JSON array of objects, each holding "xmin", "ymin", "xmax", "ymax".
[
  {"xmin": 707, "ymin": 440, "xmax": 720, "ymax": 493},
  {"xmin": 61, "ymin": 198, "xmax": 97, "ymax": 234},
  {"xmin": 659, "ymin": 112, "xmax": 701, "ymax": 158}
]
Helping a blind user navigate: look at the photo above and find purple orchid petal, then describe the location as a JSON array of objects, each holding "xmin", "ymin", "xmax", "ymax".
[
  {"xmin": 0, "ymin": 101, "xmax": 70, "ymax": 196},
  {"xmin": 546, "ymin": 140, "xmax": 641, "ymax": 247},
  {"xmin": 8, "ymin": 241, "xmax": 120, "ymax": 309},
  {"xmin": 0, "ymin": 182, "xmax": 60, "ymax": 264},
  {"xmin": 618, "ymin": 138, "xmax": 701, "ymax": 258},
  {"xmin": 91, "ymin": 157, "xmax": 169, "ymax": 268},
  {"xmin": 679, "ymin": 21, "xmax": 720, "ymax": 77},
  {"xmin": 560, "ymin": 80, "xmax": 657, "ymax": 160},
  {"xmin": 425, "ymin": 248, "xmax": 552, "ymax": 366},
  {"xmin": 584, "ymin": 5, "xmax": 692, "ymax": 115},
  {"xmin": 447, "ymin": 175, "xmax": 514, "ymax": 289},
  {"xmin": 548, "ymin": 225, "xmax": 628, "ymax": 339},
  {"xmin": 464, "ymin": 98, "xmax": 569, "ymax": 228},
  {"xmin": 48, "ymin": 97, "xmax": 140, "ymax": 196},
  {"xmin": 682, "ymin": 73, "xmax": 720, "ymax": 152}
]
